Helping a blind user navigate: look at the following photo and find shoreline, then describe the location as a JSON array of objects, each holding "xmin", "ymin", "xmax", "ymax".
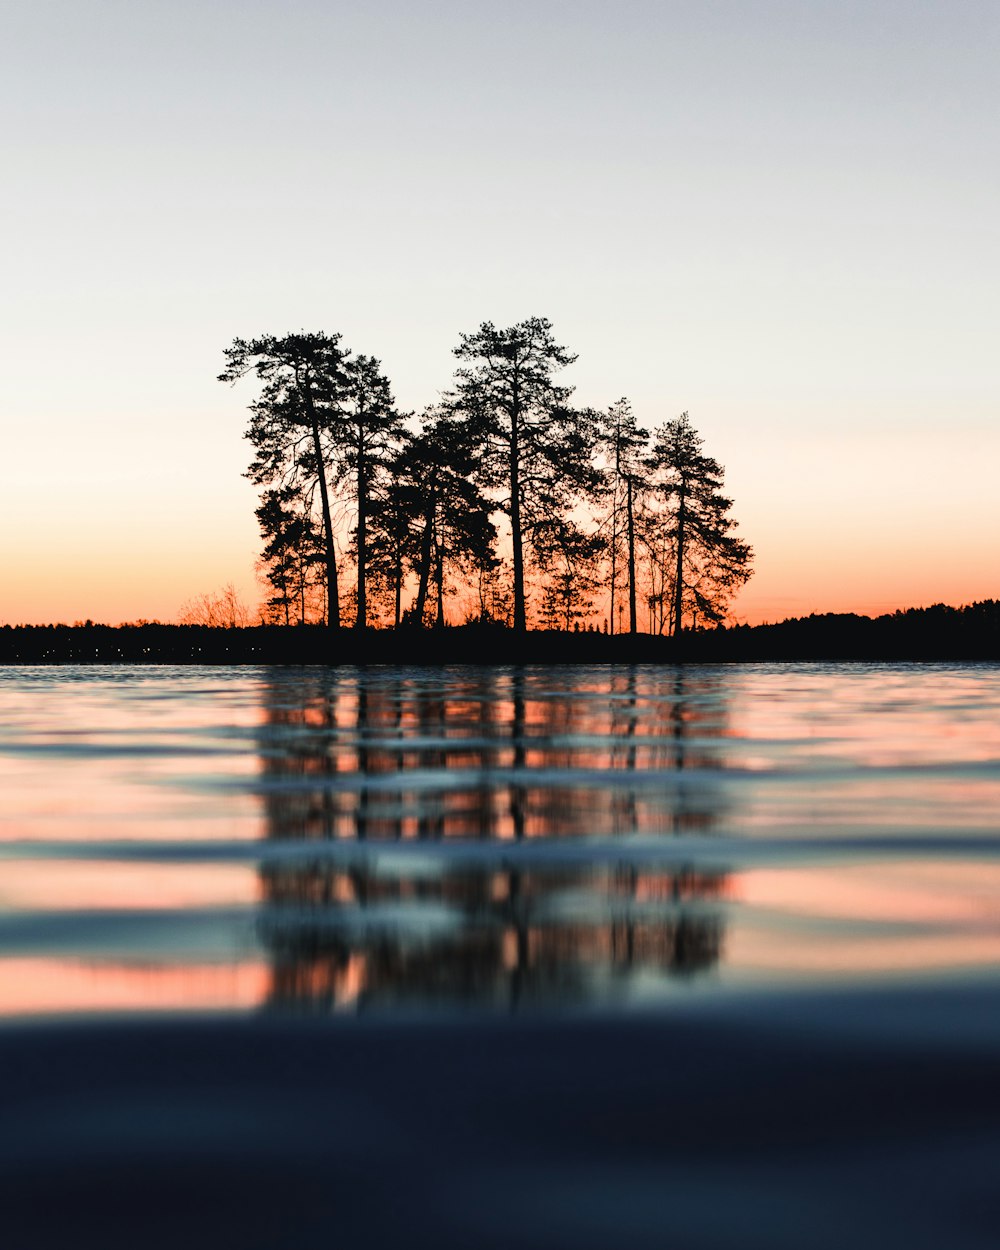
[{"xmin": 1, "ymin": 602, "xmax": 997, "ymax": 664}]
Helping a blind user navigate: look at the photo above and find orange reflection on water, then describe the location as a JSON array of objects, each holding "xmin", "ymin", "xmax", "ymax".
[
  {"xmin": 0, "ymin": 671, "xmax": 265, "ymax": 844},
  {"xmin": 729, "ymin": 860, "xmax": 1000, "ymax": 980},
  {"xmin": 739, "ymin": 862, "xmax": 1000, "ymax": 927},
  {"xmin": 4, "ymin": 665, "xmax": 1000, "ymax": 1016},
  {"xmin": 0, "ymin": 958, "xmax": 269, "ymax": 1017},
  {"xmin": 727, "ymin": 668, "xmax": 1000, "ymax": 769},
  {"xmin": 0, "ymin": 749, "xmax": 264, "ymax": 845},
  {"xmin": 0, "ymin": 861, "xmax": 259, "ymax": 911},
  {"xmin": 728, "ymin": 927, "xmax": 1000, "ymax": 979}
]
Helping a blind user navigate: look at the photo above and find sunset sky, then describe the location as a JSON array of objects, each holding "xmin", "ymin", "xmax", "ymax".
[{"xmin": 2, "ymin": 0, "xmax": 997, "ymax": 626}]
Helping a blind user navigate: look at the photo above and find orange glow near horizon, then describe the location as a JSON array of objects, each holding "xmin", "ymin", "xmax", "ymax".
[
  {"xmin": 3, "ymin": 557, "xmax": 996, "ymax": 630},
  {"xmin": 0, "ymin": 958, "xmax": 269, "ymax": 1018},
  {"xmin": 2, "ymin": 420, "xmax": 997, "ymax": 628},
  {"xmin": 0, "ymin": 545, "xmax": 261, "ymax": 629}
]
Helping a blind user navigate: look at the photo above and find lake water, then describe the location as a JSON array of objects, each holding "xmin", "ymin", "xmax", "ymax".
[{"xmin": 2, "ymin": 662, "xmax": 999, "ymax": 1019}]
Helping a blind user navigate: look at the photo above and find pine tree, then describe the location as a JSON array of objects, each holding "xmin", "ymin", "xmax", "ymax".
[
  {"xmin": 366, "ymin": 476, "xmax": 417, "ymax": 628},
  {"xmin": 220, "ymin": 333, "xmax": 349, "ymax": 628},
  {"xmin": 450, "ymin": 318, "xmax": 598, "ymax": 631},
  {"xmin": 333, "ymin": 354, "xmax": 404, "ymax": 628},
  {"xmin": 534, "ymin": 519, "xmax": 605, "ymax": 632},
  {"xmin": 596, "ymin": 397, "xmax": 650, "ymax": 634},
  {"xmin": 255, "ymin": 486, "xmax": 324, "ymax": 624},
  {"xmin": 386, "ymin": 411, "xmax": 496, "ymax": 627},
  {"xmin": 648, "ymin": 412, "xmax": 753, "ymax": 634}
]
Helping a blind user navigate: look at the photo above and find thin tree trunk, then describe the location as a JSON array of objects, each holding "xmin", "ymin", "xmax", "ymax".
[
  {"xmin": 413, "ymin": 507, "xmax": 435, "ymax": 625},
  {"xmin": 511, "ymin": 463, "xmax": 525, "ymax": 630},
  {"xmin": 673, "ymin": 484, "xmax": 686, "ymax": 638},
  {"xmin": 610, "ymin": 440, "xmax": 620, "ymax": 635},
  {"xmin": 509, "ymin": 371, "xmax": 526, "ymax": 632},
  {"xmin": 626, "ymin": 475, "xmax": 637, "ymax": 634},
  {"xmin": 434, "ymin": 536, "xmax": 445, "ymax": 628},
  {"xmin": 305, "ymin": 398, "xmax": 339, "ymax": 630},
  {"xmin": 394, "ymin": 541, "xmax": 402, "ymax": 628},
  {"xmin": 277, "ymin": 546, "xmax": 291, "ymax": 626},
  {"xmin": 356, "ymin": 432, "xmax": 367, "ymax": 629}
]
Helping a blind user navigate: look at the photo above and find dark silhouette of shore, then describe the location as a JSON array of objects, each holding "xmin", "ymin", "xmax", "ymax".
[{"xmin": 2, "ymin": 599, "xmax": 998, "ymax": 663}]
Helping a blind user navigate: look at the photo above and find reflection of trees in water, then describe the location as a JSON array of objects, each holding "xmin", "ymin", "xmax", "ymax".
[
  {"xmin": 263, "ymin": 865, "xmax": 727, "ymax": 1011},
  {"xmin": 256, "ymin": 667, "xmax": 732, "ymax": 1011}
]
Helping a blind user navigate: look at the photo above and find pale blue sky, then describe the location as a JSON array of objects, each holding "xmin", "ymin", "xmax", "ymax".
[{"xmin": 2, "ymin": 0, "xmax": 997, "ymax": 622}]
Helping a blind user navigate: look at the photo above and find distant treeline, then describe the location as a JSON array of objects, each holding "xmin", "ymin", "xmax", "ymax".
[{"xmin": 3, "ymin": 601, "xmax": 998, "ymax": 664}]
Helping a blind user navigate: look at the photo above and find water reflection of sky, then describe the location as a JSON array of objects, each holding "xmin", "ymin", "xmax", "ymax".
[{"xmin": 1, "ymin": 663, "xmax": 999, "ymax": 1017}]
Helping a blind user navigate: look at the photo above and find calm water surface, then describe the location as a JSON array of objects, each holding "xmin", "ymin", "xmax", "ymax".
[{"xmin": 1, "ymin": 662, "xmax": 999, "ymax": 1018}]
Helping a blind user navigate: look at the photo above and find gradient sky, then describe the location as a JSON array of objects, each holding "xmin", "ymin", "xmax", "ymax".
[{"xmin": 2, "ymin": 0, "xmax": 997, "ymax": 625}]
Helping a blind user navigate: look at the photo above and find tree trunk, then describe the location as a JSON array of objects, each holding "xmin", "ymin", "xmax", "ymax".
[
  {"xmin": 626, "ymin": 475, "xmax": 637, "ymax": 634},
  {"xmin": 413, "ymin": 506, "xmax": 435, "ymax": 625},
  {"xmin": 356, "ymin": 438, "xmax": 367, "ymax": 628},
  {"xmin": 434, "ymin": 536, "xmax": 445, "ymax": 628},
  {"xmin": 394, "ymin": 541, "xmax": 402, "ymax": 628},
  {"xmin": 277, "ymin": 546, "xmax": 291, "ymax": 627},
  {"xmin": 509, "ymin": 372, "xmax": 526, "ymax": 632},
  {"xmin": 673, "ymin": 484, "xmax": 686, "ymax": 638},
  {"xmin": 609, "ymin": 440, "xmax": 620, "ymax": 635},
  {"xmin": 510, "ymin": 467, "xmax": 525, "ymax": 630},
  {"xmin": 304, "ymin": 393, "xmax": 339, "ymax": 630}
]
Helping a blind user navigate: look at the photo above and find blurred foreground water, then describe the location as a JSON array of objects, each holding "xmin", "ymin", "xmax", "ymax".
[{"xmin": 2, "ymin": 663, "xmax": 1000, "ymax": 1248}]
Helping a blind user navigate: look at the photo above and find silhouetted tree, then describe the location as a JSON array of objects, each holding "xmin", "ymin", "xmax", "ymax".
[
  {"xmin": 389, "ymin": 410, "xmax": 496, "ymax": 627},
  {"xmin": 596, "ymin": 397, "xmax": 650, "ymax": 635},
  {"xmin": 534, "ymin": 519, "xmax": 605, "ymax": 631},
  {"xmin": 366, "ymin": 476, "xmax": 417, "ymax": 628},
  {"xmin": 471, "ymin": 554, "xmax": 511, "ymax": 625},
  {"xmin": 334, "ymin": 355, "xmax": 404, "ymax": 628},
  {"xmin": 255, "ymin": 486, "xmax": 324, "ymax": 624},
  {"xmin": 450, "ymin": 318, "xmax": 598, "ymax": 631},
  {"xmin": 639, "ymin": 510, "xmax": 674, "ymax": 635},
  {"xmin": 220, "ymin": 333, "xmax": 349, "ymax": 628},
  {"xmin": 648, "ymin": 412, "xmax": 753, "ymax": 634}
]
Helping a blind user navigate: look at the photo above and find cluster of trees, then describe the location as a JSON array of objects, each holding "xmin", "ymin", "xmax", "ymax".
[{"xmin": 219, "ymin": 318, "xmax": 753, "ymax": 633}]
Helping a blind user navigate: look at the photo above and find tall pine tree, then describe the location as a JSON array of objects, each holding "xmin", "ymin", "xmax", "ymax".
[
  {"xmin": 450, "ymin": 318, "xmax": 597, "ymax": 631},
  {"xmin": 648, "ymin": 412, "xmax": 753, "ymax": 634}
]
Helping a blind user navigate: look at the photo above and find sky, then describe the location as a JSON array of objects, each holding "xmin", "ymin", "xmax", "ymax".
[{"xmin": 2, "ymin": 0, "xmax": 997, "ymax": 625}]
